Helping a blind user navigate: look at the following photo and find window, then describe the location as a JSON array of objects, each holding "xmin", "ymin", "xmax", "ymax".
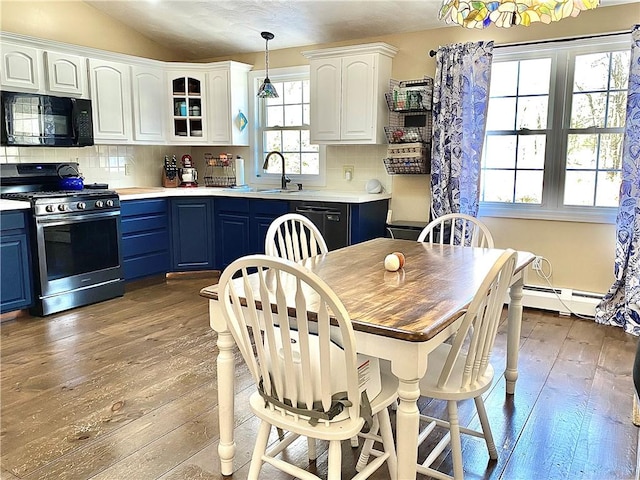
[
  {"xmin": 479, "ymin": 34, "xmax": 630, "ymax": 222},
  {"xmin": 249, "ymin": 66, "xmax": 325, "ymax": 186}
]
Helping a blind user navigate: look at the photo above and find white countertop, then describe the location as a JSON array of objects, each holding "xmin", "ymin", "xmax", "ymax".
[
  {"xmin": 0, "ymin": 199, "xmax": 30, "ymax": 211},
  {"xmin": 115, "ymin": 186, "xmax": 391, "ymax": 204}
]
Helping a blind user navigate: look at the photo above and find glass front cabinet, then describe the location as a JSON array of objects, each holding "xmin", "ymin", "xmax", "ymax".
[{"xmin": 167, "ymin": 71, "xmax": 206, "ymax": 142}]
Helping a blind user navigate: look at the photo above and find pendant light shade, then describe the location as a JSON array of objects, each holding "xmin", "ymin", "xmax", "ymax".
[
  {"xmin": 439, "ymin": 0, "xmax": 600, "ymax": 28},
  {"xmin": 257, "ymin": 31, "xmax": 279, "ymax": 98}
]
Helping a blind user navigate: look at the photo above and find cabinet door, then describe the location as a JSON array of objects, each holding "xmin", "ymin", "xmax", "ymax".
[
  {"xmin": 0, "ymin": 43, "xmax": 41, "ymax": 91},
  {"xmin": 309, "ymin": 57, "xmax": 342, "ymax": 142},
  {"xmin": 88, "ymin": 59, "xmax": 133, "ymax": 142},
  {"xmin": 207, "ymin": 68, "xmax": 231, "ymax": 144},
  {"xmin": 131, "ymin": 66, "xmax": 166, "ymax": 142},
  {"xmin": 249, "ymin": 199, "xmax": 289, "ymax": 254},
  {"xmin": 341, "ymin": 54, "xmax": 375, "ymax": 141},
  {"xmin": 0, "ymin": 219, "xmax": 32, "ymax": 313},
  {"xmin": 171, "ymin": 199, "xmax": 214, "ymax": 270},
  {"xmin": 44, "ymin": 51, "xmax": 87, "ymax": 97},
  {"xmin": 167, "ymin": 72, "xmax": 207, "ymax": 142},
  {"xmin": 215, "ymin": 198, "xmax": 251, "ymax": 270}
]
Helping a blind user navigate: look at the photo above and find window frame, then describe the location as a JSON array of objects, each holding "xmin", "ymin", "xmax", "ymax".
[
  {"xmin": 248, "ymin": 65, "xmax": 326, "ymax": 187},
  {"xmin": 478, "ymin": 33, "xmax": 631, "ymax": 224}
]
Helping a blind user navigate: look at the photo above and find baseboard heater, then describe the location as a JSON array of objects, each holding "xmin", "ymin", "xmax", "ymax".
[{"xmin": 520, "ymin": 285, "xmax": 603, "ymax": 317}]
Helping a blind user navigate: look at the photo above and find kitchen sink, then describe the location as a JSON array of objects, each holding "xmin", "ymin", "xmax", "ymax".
[{"xmin": 256, "ymin": 188, "xmax": 301, "ymax": 194}]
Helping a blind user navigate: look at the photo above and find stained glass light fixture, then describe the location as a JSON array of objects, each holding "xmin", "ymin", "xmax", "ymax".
[
  {"xmin": 257, "ymin": 31, "xmax": 278, "ymax": 98},
  {"xmin": 439, "ymin": 0, "xmax": 600, "ymax": 28}
]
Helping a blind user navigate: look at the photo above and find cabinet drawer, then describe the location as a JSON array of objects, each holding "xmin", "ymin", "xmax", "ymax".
[
  {"xmin": 121, "ymin": 214, "xmax": 168, "ymax": 235},
  {"xmin": 122, "ymin": 230, "xmax": 169, "ymax": 258},
  {"xmin": 216, "ymin": 197, "xmax": 250, "ymax": 212},
  {"xmin": 121, "ymin": 199, "xmax": 168, "ymax": 217},
  {"xmin": 1, "ymin": 211, "xmax": 27, "ymax": 231},
  {"xmin": 123, "ymin": 253, "xmax": 170, "ymax": 281},
  {"xmin": 250, "ymin": 199, "xmax": 288, "ymax": 215}
]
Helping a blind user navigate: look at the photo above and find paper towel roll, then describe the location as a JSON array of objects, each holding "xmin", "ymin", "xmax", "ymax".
[{"xmin": 235, "ymin": 157, "xmax": 245, "ymax": 186}]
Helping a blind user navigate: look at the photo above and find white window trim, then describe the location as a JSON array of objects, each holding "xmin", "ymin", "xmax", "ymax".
[
  {"xmin": 479, "ymin": 32, "xmax": 631, "ymax": 224},
  {"xmin": 248, "ymin": 65, "xmax": 326, "ymax": 187}
]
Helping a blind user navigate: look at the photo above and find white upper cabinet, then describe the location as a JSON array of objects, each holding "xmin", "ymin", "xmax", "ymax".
[
  {"xmin": 131, "ymin": 66, "xmax": 165, "ymax": 143},
  {"xmin": 207, "ymin": 62, "xmax": 251, "ymax": 146},
  {"xmin": 303, "ymin": 43, "xmax": 397, "ymax": 144},
  {"xmin": 0, "ymin": 43, "xmax": 42, "ymax": 91},
  {"xmin": 166, "ymin": 70, "xmax": 207, "ymax": 143},
  {"xmin": 44, "ymin": 51, "xmax": 88, "ymax": 97},
  {"xmin": 88, "ymin": 58, "xmax": 133, "ymax": 143}
]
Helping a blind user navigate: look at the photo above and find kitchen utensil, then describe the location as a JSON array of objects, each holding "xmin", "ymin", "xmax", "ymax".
[{"xmin": 57, "ymin": 163, "xmax": 84, "ymax": 190}]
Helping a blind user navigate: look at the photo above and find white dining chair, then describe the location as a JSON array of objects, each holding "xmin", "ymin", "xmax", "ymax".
[
  {"xmin": 265, "ymin": 213, "xmax": 328, "ymax": 261},
  {"xmin": 413, "ymin": 249, "xmax": 517, "ymax": 479},
  {"xmin": 417, "ymin": 213, "xmax": 495, "ymax": 248},
  {"xmin": 217, "ymin": 254, "xmax": 398, "ymax": 480}
]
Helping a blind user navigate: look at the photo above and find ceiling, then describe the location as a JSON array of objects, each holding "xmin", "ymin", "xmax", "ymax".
[{"xmin": 84, "ymin": 0, "xmax": 638, "ymax": 60}]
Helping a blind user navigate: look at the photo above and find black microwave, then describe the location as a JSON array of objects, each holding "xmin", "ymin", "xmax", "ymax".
[{"xmin": 1, "ymin": 91, "xmax": 94, "ymax": 147}]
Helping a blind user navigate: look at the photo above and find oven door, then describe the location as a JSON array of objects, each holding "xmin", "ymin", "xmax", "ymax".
[{"xmin": 34, "ymin": 210, "xmax": 123, "ymax": 299}]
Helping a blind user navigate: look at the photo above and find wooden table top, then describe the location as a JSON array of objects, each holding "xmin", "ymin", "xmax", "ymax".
[{"xmin": 200, "ymin": 238, "xmax": 535, "ymax": 343}]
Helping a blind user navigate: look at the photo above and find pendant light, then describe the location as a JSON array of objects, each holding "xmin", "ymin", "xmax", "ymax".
[{"xmin": 257, "ymin": 31, "xmax": 278, "ymax": 98}]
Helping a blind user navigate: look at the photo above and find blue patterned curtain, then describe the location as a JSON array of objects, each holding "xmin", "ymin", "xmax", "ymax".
[
  {"xmin": 595, "ymin": 25, "xmax": 640, "ymax": 335},
  {"xmin": 430, "ymin": 41, "xmax": 494, "ymax": 219}
]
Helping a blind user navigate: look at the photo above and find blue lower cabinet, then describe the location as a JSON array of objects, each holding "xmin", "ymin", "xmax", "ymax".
[
  {"xmin": 121, "ymin": 199, "xmax": 170, "ymax": 281},
  {"xmin": 214, "ymin": 198, "xmax": 250, "ymax": 270},
  {"xmin": 171, "ymin": 198, "xmax": 215, "ymax": 271},
  {"xmin": 350, "ymin": 199, "xmax": 389, "ymax": 245},
  {"xmin": 1, "ymin": 211, "xmax": 33, "ymax": 313},
  {"xmin": 250, "ymin": 199, "xmax": 289, "ymax": 254}
]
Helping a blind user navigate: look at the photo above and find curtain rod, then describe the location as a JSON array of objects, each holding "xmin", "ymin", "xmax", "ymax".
[{"xmin": 428, "ymin": 30, "xmax": 628, "ymax": 57}]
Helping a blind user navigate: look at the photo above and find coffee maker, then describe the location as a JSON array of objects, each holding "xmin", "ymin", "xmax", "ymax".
[{"xmin": 179, "ymin": 154, "xmax": 198, "ymax": 187}]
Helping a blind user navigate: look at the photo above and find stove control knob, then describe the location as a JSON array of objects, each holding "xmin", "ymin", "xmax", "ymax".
[
  {"xmin": 95, "ymin": 200, "xmax": 104, "ymax": 208},
  {"xmin": 45, "ymin": 205, "xmax": 55, "ymax": 213},
  {"xmin": 106, "ymin": 199, "xmax": 114, "ymax": 207},
  {"xmin": 58, "ymin": 204, "xmax": 67, "ymax": 212},
  {"xmin": 77, "ymin": 202, "xmax": 86, "ymax": 210}
]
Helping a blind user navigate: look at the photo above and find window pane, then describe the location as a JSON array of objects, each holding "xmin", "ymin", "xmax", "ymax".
[
  {"xmin": 515, "ymin": 170, "xmax": 543, "ymax": 204},
  {"xmin": 282, "ymin": 130, "xmax": 300, "ymax": 152},
  {"xmin": 564, "ymin": 171, "xmax": 596, "ymax": 206},
  {"xmin": 303, "ymin": 105, "xmax": 310, "ymax": 126},
  {"xmin": 264, "ymin": 131, "xmax": 282, "ymax": 152},
  {"xmin": 486, "ymin": 98, "xmax": 516, "ymax": 130},
  {"xmin": 286, "ymin": 153, "xmax": 301, "ymax": 174},
  {"xmin": 570, "ymin": 92, "xmax": 607, "ymax": 128},
  {"xmin": 607, "ymin": 91, "xmax": 627, "ymax": 128},
  {"xmin": 302, "ymin": 80, "xmax": 310, "ymax": 103},
  {"xmin": 516, "ymin": 96, "xmax": 548, "ymax": 129},
  {"xmin": 596, "ymin": 171, "xmax": 621, "ymax": 207},
  {"xmin": 301, "ymin": 130, "xmax": 318, "ymax": 151},
  {"xmin": 519, "ymin": 58, "xmax": 551, "ymax": 95},
  {"xmin": 481, "ymin": 170, "xmax": 514, "ymax": 202},
  {"xmin": 301, "ymin": 152, "xmax": 319, "ymax": 174},
  {"xmin": 611, "ymin": 51, "xmax": 630, "ymax": 90},
  {"xmin": 567, "ymin": 134, "xmax": 597, "ymax": 168},
  {"xmin": 490, "ymin": 61, "xmax": 518, "ymax": 96},
  {"xmin": 284, "ymin": 81, "xmax": 302, "ymax": 104},
  {"xmin": 517, "ymin": 135, "xmax": 546, "ymax": 169},
  {"xmin": 600, "ymin": 133, "xmax": 624, "ymax": 169},
  {"xmin": 266, "ymin": 105, "xmax": 283, "ymax": 127},
  {"xmin": 574, "ymin": 53, "xmax": 609, "ymax": 92},
  {"xmin": 284, "ymin": 105, "xmax": 302, "ymax": 126},
  {"xmin": 484, "ymin": 136, "xmax": 516, "ymax": 168}
]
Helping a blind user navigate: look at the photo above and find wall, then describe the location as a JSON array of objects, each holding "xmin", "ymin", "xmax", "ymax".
[
  {"xmin": 1, "ymin": 2, "xmax": 638, "ymax": 294},
  {"xmin": 0, "ymin": 1, "xmax": 184, "ymax": 61}
]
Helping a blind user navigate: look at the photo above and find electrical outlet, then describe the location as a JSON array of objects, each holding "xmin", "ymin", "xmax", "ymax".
[
  {"xmin": 124, "ymin": 164, "xmax": 132, "ymax": 176},
  {"xmin": 343, "ymin": 165, "xmax": 354, "ymax": 181},
  {"xmin": 532, "ymin": 256, "xmax": 543, "ymax": 271}
]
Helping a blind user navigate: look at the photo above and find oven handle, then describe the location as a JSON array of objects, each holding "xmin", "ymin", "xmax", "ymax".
[{"xmin": 35, "ymin": 209, "xmax": 121, "ymax": 225}]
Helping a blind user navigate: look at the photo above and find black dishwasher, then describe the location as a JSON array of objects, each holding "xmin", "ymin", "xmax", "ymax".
[{"xmin": 289, "ymin": 201, "xmax": 349, "ymax": 251}]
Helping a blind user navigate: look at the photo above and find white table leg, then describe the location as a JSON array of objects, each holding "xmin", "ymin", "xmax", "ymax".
[
  {"xmin": 395, "ymin": 378, "xmax": 421, "ymax": 479},
  {"xmin": 505, "ymin": 275, "xmax": 524, "ymax": 395},
  {"xmin": 210, "ymin": 300, "xmax": 236, "ymax": 476}
]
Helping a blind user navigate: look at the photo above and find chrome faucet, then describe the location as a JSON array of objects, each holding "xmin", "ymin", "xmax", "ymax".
[{"xmin": 262, "ymin": 151, "xmax": 291, "ymax": 190}]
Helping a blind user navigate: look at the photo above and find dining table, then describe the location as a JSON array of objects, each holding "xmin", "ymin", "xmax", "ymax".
[{"xmin": 200, "ymin": 237, "xmax": 535, "ymax": 479}]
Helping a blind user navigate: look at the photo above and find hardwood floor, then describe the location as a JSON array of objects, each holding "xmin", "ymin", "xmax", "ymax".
[{"xmin": 1, "ymin": 275, "xmax": 638, "ymax": 480}]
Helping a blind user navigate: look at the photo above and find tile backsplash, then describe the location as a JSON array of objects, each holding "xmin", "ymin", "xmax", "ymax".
[{"xmin": 1, "ymin": 144, "xmax": 396, "ymax": 193}]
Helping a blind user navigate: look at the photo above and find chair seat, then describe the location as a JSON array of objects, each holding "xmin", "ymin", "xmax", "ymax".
[
  {"xmin": 250, "ymin": 371, "xmax": 399, "ymax": 442},
  {"xmin": 419, "ymin": 344, "xmax": 495, "ymax": 401}
]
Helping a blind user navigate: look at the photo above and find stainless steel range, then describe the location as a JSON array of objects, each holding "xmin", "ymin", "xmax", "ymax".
[{"xmin": 1, "ymin": 163, "xmax": 124, "ymax": 316}]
